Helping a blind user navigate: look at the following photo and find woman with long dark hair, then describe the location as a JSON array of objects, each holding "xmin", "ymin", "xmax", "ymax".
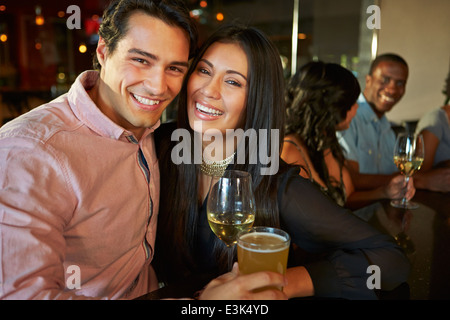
[
  {"xmin": 155, "ymin": 24, "xmax": 410, "ymax": 299},
  {"xmin": 282, "ymin": 61, "xmax": 415, "ymax": 209}
]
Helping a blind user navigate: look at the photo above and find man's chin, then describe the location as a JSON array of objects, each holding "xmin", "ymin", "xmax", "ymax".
[{"xmin": 377, "ymin": 101, "xmax": 396, "ymax": 113}]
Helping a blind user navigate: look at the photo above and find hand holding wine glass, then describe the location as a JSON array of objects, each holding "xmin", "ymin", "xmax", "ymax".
[
  {"xmin": 390, "ymin": 133, "xmax": 425, "ymax": 209},
  {"xmin": 206, "ymin": 170, "xmax": 256, "ymax": 270}
]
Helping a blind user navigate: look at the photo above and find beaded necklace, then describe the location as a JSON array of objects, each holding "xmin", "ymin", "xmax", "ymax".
[{"xmin": 200, "ymin": 152, "xmax": 236, "ymax": 177}]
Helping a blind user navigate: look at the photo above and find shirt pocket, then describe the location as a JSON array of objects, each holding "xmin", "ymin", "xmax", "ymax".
[{"xmin": 357, "ymin": 140, "xmax": 377, "ymax": 173}]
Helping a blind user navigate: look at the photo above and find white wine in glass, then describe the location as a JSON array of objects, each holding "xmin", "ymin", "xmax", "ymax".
[
  {"xmin": 207, "ymin": 170, "xmax": 256, "ymax": 270},
  {"xmin": 390, "ymin": 133, "xmax": 424, "ymax": 209}
]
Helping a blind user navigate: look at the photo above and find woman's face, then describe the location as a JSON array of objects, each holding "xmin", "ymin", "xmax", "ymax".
[
  {"xmin": 187, "ymin": 41, "xmax": 248, "ymax": 135},
  {"xmin": 336, "ymin": 102, "xmax": 358, "ymax": 131}
]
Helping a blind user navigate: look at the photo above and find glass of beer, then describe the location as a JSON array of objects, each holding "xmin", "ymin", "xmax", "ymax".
[{"xmin": 237, "ymin": 227, "xmax": 290, "ymax": 281}]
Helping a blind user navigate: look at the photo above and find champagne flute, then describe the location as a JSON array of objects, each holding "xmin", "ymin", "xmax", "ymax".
[
  {"xmin": 390, "ymin": 133, "xmax": 425, "ymax": 209},
  {"xmin": 206, "ymin": 170, "xmax": 256, "ymax": 271}
]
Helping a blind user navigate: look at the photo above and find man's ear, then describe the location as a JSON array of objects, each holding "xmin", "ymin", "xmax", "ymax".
[
  {"xmin": 96, "ymin": 36, "xmax": 107, "ymax": 68},
  {"xmin": 365, "ymin": 74, "xmax": 372, "ymax": 87}
]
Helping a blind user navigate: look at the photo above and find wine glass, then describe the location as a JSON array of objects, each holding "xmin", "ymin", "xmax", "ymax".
[
  {"xmin": 206, "ymin": 170, "xmax": 256, "ymax": 270},
  {"xmin": 390, "ymin": 133, "xmax": 425, "ymax": 209}
]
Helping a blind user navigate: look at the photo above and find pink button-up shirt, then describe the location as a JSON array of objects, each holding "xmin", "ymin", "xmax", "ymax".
[{"xmin": 0, "ymin": 71, "xmax": 160, "ymax": 299}]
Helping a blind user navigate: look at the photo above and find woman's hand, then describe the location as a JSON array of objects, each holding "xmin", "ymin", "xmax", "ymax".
[
  {"xmin": 199, "ymin": 263, "xmax": 288, "ymax": 300},
  {"xmin": 383, "ymin": 174, "xmax": 416, "ymax": 200}
]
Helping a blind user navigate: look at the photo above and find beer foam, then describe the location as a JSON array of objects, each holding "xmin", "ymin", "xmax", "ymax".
[{"xmin": 238, "ymin": 232, "xmax": 288, "ymax": 252}]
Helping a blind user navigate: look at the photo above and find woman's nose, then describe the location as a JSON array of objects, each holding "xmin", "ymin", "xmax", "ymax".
[{"xmin": 200, "ymin": 78, "xmax": 221, "ymax": 100}]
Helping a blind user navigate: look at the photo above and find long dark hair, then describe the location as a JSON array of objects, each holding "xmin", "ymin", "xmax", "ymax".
[
  {"xmin": 285, "ymin": 61, "xmax": 360, "ymax": 204},
  {"xmin": 155, "ymin": 23, "xmax": 288, "ymax": 280}
]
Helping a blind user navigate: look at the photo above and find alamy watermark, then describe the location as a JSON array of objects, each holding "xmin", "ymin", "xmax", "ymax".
[
  {"xmin": 367, "ymin": 265, "xmax": 381, "ymax": 290},
  {"xmin": 170, "ymin": 122, "xmax": 280, "ymax": 176},
  {"xmin": 66, "ymin": 5, "xmax": 81, "ymax": 30},
  {"xmin": 64, "ymin": 264, "xmax": 381, "ymax": 291},
  {"xmin": 64, "ymin": 4, "xmax": 381, "ymax": 31},
  {"xmin": 66, "ymin": 265, "xmax": 81, "ymax": 290},
  {"xmin": 367, "ymin": 5, "xmax": 381, "ymax": 30}
]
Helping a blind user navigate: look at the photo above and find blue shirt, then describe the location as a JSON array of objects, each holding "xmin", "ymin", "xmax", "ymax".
[{"xmin": 337, "ymin": 94, "xmax": 398, "ymax": 174}]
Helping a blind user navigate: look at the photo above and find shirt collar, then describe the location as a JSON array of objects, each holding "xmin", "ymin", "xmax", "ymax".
[
  {"xmin": 358, "ymin": 93, "xmax": 391, "ymax": 130},
  {"xmin": 67, "ymin": 70, "xmax": 160, "ymax": 142},
  {"xmin": 358, "ymin": 94, "xmax": 378, "ymax": 122}
]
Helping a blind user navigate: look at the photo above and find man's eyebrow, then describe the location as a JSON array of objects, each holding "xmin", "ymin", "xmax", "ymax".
[
  {"xmin": 129, "ymin": 48, "xmax": 157, "ymax": 60},
  {"xmin": 200, "ymin": 58, "xmax": 247, "ymax": 81},
  {"xmin": 128, "ymin": 48, "xmax": 189, "ymax": 67}
]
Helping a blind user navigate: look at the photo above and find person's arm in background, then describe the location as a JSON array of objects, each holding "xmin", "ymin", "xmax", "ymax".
[
  {"xmin": 345, "ymin": 159, "xmax": 398, "ymax": 190},
  {"xmin": 344, "ymin": 160, "xmax": 415, "ymax": 210},
  {"xmin": 413, "ymin": 129, "xmax": 450, "ymax": 192}
]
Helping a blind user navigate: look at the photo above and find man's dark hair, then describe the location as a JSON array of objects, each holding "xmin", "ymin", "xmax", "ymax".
[
  {"xmin": 92, "ymin": 0, "xmax": 198, "ymax": 70},
  {"xmin": 368, "ymin": 53, "xmax": 408, "ymax": 75}
]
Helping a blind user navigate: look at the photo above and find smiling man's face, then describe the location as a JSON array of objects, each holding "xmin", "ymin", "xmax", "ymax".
[
  {"xmin": 364, "ymin": 60, "xmax": 408, "ymax": 118},
  {"xmin": 95, "ymin": 12, "xmax": 190, "ymax": 139}
]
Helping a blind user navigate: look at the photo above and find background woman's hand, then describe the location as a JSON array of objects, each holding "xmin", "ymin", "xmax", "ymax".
[{"xmin": 383, "ymin": 174, "xmax": 416, "ymax": 200}]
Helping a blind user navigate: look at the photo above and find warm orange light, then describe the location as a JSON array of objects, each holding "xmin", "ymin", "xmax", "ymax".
[
  {"xmin": 200, "ymin": 1, "xmax": 207, "ymax": 8},
  {"xmin": 0, "ymin": 34, "xmax": 7, "ymax": 42},
  {"xmin": 0, "ymin": 5, "xmax": 6, "ymax": 11},
  {"xmin": 79, "ymin": 44, "xmax": 87, "ymax": 53},
  {"xmin": 298, "ymin": 33, "xmax": 307, "ymax": 40},
  {"xmin": 216, "ymin": 12, "xmax": 224, "ymax": 21},
  {"xmin": 35, "ymin": 15, "xmax": 45, "ymax": 26},
  {"xmin": 35, "ymin": 43, "xmax": 42, "ymax": 50},
  {"xmin": 57, "ymin": 11, "xmax": 65, "ymax": 18}
]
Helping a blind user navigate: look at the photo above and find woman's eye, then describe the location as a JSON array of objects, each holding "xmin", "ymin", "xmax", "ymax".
[
  {"xmin": 198, "ymin": 67, "xmax": 210, "ymax": 75},
  {"xmin": 226, "ymin": 80, "xmax": 242, "ymax": 87}
]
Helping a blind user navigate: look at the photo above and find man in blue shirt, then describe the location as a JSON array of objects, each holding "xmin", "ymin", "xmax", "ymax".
[
  {"xmin": 339, "ymin": 53, "xmax": 450, "ymax": 193},
  {"xmin": 338, "ymin": 53, "xmax": 409, "ymax": 190}
]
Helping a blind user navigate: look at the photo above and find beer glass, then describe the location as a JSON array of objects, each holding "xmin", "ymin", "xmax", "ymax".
[{"xmin": 237, "ymin": 227, "xmax": 290, "ymax": 278}]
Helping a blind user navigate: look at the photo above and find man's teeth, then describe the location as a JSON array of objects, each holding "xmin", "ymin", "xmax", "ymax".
[
  {"xmin": 381, "ymin": 94, "xmax": 394, "ymax": 102},
  {"xmin": 133, "ymin": 93, "xmax": 159, "ymax": 106},
  {"xmin": 196, "ymin": 103, "xmax": 223, "ymax": 116}
]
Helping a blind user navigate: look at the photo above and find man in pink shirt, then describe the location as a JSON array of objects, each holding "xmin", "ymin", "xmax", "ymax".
[
  {"xmin": 0, "ymin": 0, "xmax": 195, "ymax": 300},
  {"xmin": 0, "ymin": 0, "xmax": 287, "ymax": 300}
]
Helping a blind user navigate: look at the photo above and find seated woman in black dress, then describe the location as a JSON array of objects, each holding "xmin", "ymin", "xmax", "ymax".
[{"xmin": 154, "ymin": 23, "xmax": 410, "ymax": 299}]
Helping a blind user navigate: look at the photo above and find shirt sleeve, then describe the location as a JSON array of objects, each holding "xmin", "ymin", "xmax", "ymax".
[
  {"xmin": 416, "ymin": 109, "xmax": 444, "ymax": 141},
  {"xmin": 0, "ymin": 136, "xmax": 83, "ymax": 299},
  {"xmin": 278, "ymin": 170, "xmax": 410, "ymax": 299}
]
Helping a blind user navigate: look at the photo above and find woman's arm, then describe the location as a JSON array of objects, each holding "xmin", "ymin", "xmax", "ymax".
[
  {"xmin": 345, "ymin": 174, "xmax": 415, "ymax": 210},
  {"xmin": 278, "ymin": 172, "xmax": 410, "ymax": 299},
  {"xmin": 418, "ymin": 129, "xmax": 439, "ymax": 172}
]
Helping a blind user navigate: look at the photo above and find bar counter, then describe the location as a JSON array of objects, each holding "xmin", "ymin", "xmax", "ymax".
[
  {"xmin": 354, "ymin": 189, "xmax": 450, "ymax": 300},
  {"xmin": 137, "ymin": 189, "xmax": 449, "ymax": 300}
]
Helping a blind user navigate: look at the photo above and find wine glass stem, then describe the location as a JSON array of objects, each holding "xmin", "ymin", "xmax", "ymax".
[
  {"xmin": 402, "ymin": 175, "xmax": 410, "ymax": 204},
  {"xmin": 227, "ymin": 246, "xmax": 234, "ymax": 272}
]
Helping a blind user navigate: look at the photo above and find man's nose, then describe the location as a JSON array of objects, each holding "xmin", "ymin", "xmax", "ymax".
[{"xmin": 143, "ymin": 69, "xmax": 168, "ymax": 96}]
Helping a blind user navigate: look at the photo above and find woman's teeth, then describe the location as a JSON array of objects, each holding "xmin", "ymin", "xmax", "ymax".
[
  {"xmin": 132, "ymin": 93, "xmax": 159, "ymax": 106},
  {"xmin": 196, "ymin": 103, "xmax": 223, "ymax": 116}
]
